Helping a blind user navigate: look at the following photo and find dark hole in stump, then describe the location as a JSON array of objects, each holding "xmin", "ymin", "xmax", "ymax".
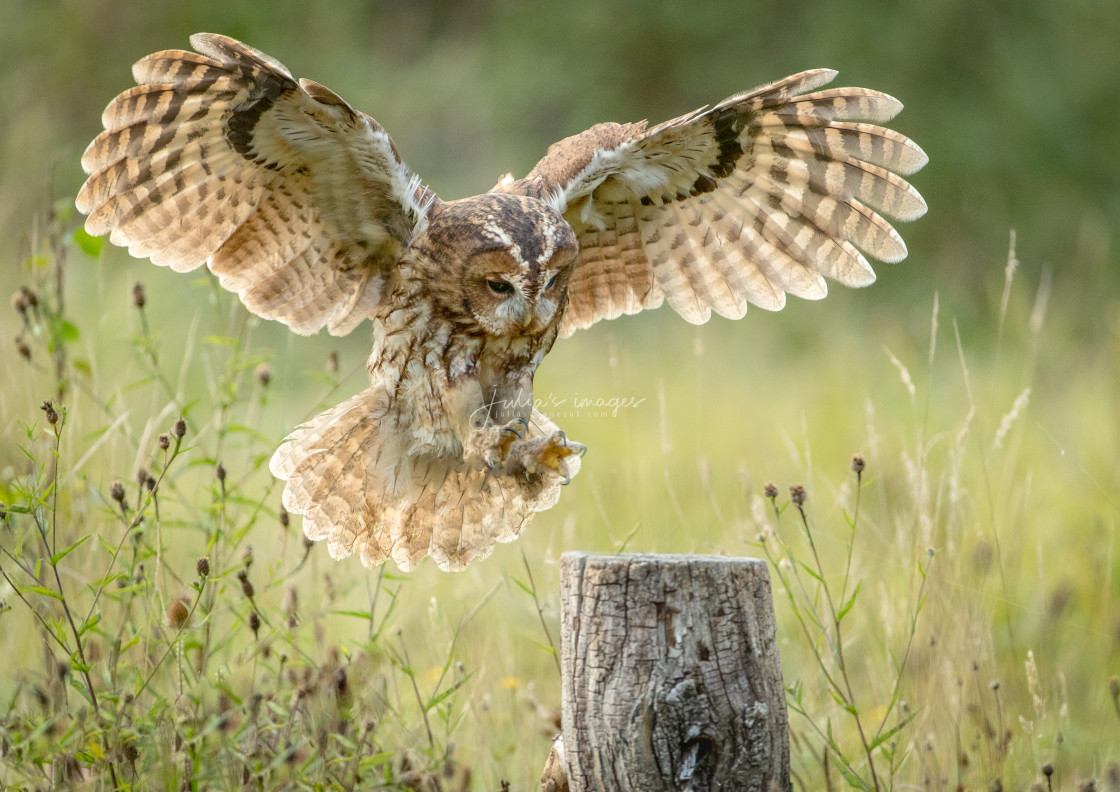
[{"xmin": 679, "ymin": 735, "xmax": 715, "ymax": 782}]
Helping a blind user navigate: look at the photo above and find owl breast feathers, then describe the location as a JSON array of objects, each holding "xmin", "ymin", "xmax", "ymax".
[{"xmin": 77, "ymin": 34, "xmax": 927, "ymax": 571}]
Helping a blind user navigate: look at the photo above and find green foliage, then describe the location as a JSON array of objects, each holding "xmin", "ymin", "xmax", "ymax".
[
  {"xmin": 761, "ymin": 469, "xmax": 931, "ymax": 790},
  {"xmin": 0, "ymin": 221, "xmax": 476, "ymax": 790},
  {"xmin": 4, "ymin": 203, "xmax": 1118, "ymax": 789},
  {"xmin": 3, "ymin": 0, "xmax": 1120, "ymax": 329},
  {"xmin": 2, "ymin": 5, "xmax": 1120, "ymax": 778}
]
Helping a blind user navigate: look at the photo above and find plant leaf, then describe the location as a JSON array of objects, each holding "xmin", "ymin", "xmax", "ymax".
[
  {"xmin": 72, "ymin": 228, "xmax": 104, "ymax": 258},
  {"xmin": 50, "ymin": 534, "xmax": 90, "ymax": 567},
  {"xmin": 837, "ymin": 580, "xmax": 863, "ymax": 622},
  {"xmin": 20, "ymin": 584, "xmax": 63, "ymax": 600},
  {"xmin": 869, "ymin": 710, "xmax": 919, "ymax": 751}
]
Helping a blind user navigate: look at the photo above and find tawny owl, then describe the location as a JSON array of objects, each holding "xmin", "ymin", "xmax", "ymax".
[{"xmin": 77, "ymin": 34, "xmax": 926, "ymax": 571}]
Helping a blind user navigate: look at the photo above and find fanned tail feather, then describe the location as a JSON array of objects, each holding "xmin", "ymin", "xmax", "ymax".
[{"xmin": 270, "ymin": 390, "xmax": 576, "ymax": 572}]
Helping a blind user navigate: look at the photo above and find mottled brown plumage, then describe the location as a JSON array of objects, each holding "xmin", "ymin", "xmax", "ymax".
[{"xmin": 78, "ymin": 34, "xmax": 926, "ymax": 570}]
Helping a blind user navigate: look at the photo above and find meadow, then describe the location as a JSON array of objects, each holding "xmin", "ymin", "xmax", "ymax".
[
  {"xmin": 2, "ymin": 2, "xmax": 1119, "ymax": 789},
  {"xmin": 2, "ymin": 205, "xmax": 1117, "ymax": 789}
]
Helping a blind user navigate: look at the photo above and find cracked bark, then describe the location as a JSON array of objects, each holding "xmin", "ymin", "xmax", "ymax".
[{"xmin": 557, "ymin": 552, "xmax": 790, "ymax": 792}]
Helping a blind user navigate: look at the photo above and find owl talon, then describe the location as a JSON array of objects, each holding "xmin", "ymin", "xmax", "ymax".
[
  {"xmin": 505, "ymin": 430, "xmax": 584, "ymax": 482},
  {"xmin": 554, "ymin": 430, "xmax": 588, "ymax": 459},
  {"xmin": 471, "ymin": 417, "xmax": 535, "ymax": 471}
]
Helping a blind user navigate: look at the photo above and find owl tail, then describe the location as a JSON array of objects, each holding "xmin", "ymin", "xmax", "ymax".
[{"xmin": 270, "ymin": 388, "xmax": 579, "ymax": 572}]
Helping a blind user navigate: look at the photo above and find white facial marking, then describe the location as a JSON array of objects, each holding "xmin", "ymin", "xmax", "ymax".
[
  {"xmin": 480, "ymin": 213, "xmax": 562, "ymax": 270},
  {"xmin": 494, "ymin": 294, "xmax": 532, "ymax": 324},
  {"xmin": 535, "ymin": 295, "xmax": 558, "ymax": 323}
]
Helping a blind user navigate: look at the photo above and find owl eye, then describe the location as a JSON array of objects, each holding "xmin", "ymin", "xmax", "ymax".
[
  {"xmin": 487, "ymin": 279, "xmax": 515, "ymax": 296},
  {"xmin": 545, "ymin": 274, "xmax": 558, "ymax": 291}
]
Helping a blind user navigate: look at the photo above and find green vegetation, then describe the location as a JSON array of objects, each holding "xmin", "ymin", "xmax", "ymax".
[
  {"xmin": 2, "ymin": 3, "xmax": 1118, "ymax": 789},
  {"xmin": 3, "ymin": 205, "xmax": 1117, "ymax": 790}
]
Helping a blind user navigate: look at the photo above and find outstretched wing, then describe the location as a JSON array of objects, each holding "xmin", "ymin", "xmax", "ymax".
[
  {"xmin": 77, "ymin": 33, "xmax": 435, "ymax": 336},
  {"xmin": 521, "ymin": 69, "xmax": 927, "ymax": 336}
]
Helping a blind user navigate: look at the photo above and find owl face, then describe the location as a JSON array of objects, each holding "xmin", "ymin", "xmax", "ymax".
[
  {"xmin": 460, "ymin": 244, "xmax": 575, "ymax": 337},
  {"xmin": 415, "ymin": 194, "xmax": 579, "ymax": 337}
]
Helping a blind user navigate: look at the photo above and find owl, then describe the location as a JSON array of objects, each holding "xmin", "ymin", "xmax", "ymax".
[{"xmin": 77, "ymin": 34, "xmax": 926, "ymax": 571}]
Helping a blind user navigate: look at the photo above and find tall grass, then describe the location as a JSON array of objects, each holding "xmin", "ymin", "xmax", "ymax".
[{"xmin": 1, "ymin": 213, "xmax": 1118, "ymax": 790}]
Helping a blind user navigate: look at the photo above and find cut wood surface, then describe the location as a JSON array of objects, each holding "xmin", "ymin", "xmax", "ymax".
[{"xmin": 557, "ymin": 552, "xmax": 790, "ymax": 792}]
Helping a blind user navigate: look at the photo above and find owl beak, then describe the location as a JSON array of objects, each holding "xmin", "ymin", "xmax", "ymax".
[{"xmin": 519, "ymin": 305, "xmax": 534, "ymax": 329}]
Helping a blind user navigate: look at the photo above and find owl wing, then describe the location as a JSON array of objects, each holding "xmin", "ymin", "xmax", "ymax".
[
  {"xmin": 77, "ymin": 33, "xmax": 435, "ymax": 336},
  {"xmin": 521, "ymin": 69, "xmax": 927, "ymax": 336}
]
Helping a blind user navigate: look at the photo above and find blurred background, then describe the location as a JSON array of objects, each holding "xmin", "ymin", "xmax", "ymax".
[
  {"xmin": 2, "ymin": 1, "xmax": 1119, "ymax": 787},
  {"xmin": 2, "ymin": 0, "xmax": 1118, "ymax": 318}
]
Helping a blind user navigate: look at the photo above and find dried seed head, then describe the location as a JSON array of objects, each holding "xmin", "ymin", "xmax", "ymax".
[
  {"xmin": 109, "ymin": 480, "xmax": 126, "ymax": 503},
  {"xmin": 11, "ymin": 290, "xmax": 28, "ymax": 316},
  {"xmin": 15, "ymin": 336, "xmax": 31, "ymax": 360},
  {"xmin": 990, "ymin": 679, "xmax": 1000, "ymax": 691},
  {"xmin": 122, "ymin": 741, "xmax": 141, "ymax": 763},
  {"xmin": 136, "ymin": 467, "xmax": 149, "ymax": 487},
  {"xmin": 196, "ymin": 556, "xmax": 210, "ymax": 579},
  {"xmin": 242, "ymin": 546, "xmax": 253, "ymax": 569},
  {"xmin": 167, "ymin": 597, "xmax": 190, "ymax": 629},
  {"xmin": 215, "ymin": 462, "xmax": 226, "ymax": 483},
  {"xmin": 249, "ymin": 610, "xmax": 261, "ymax": 638},
  {"xmin": 132, "ymin": 282, "xmax": 146, "ymax": 309},
  {"xmin": 326, "ymin": 350, "xmax": 339, "ymax": 374},
  {"xmin": 279, "ymin": 505, "xmax": 290, "ymax": 529},
  {"xmin": 1042, "ymin": 763, "xmax": 1054, "ymax": 777},
  {"xmin": 1110, "ymin": 675, "xmax": 1120, "ymax": 700},
  {"xmin": 173, "ymin": 417, "xmax": 187, "ymax": 439},
  {"xmin": 851, "ymin": 453, "xmax": 865, "ymax": 475},
  {"xmin": 763, "ymin": 482, "xmax": 779, "ymax": 500},
  {"xmin": 237, "ymin": 569, "xmax": 254, "ymax": 600},
  {"xmin": 789, "ymin": 484, "xmax": 807, "ymax": 506},
  {"xmin": 255, "ymin": 362, "xmax": 272, "ymax": 387},
  {"xmin": 22, "ymin": 287, "xmax": 38, "ymax": 308},
  {"xmin": 40, "ymin": 400, "xmax": 58, "ymax": 426},
  {"xmin": 158, "ymin": 433, "xmax": 170, "ymax": 451},
  {"xmin": 334, "ymin": 667, "xmax": 349, "ymax": 698}
]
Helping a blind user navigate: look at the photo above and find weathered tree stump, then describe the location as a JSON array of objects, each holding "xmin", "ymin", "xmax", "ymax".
[{"xmin": 555, "ymin": 552, "xmax": 790, "ymax": 792}]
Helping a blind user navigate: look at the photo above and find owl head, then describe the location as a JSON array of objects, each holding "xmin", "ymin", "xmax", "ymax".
[{"xmin": 410, "ymin": 193, "xmax": 578, "ymax": 338}]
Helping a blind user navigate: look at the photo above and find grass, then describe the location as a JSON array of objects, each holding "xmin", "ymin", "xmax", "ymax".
[{"xmin": 0, "ymin": 209, "xmax": 1118, "ymax": 790}]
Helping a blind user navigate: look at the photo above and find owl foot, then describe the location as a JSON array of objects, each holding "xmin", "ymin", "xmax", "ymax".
[
  {"xmin": 466, "ymin": 422, "xmax": 584, "ymax": 484},
  {"xmin": 467, "ymin": 418, "xmax": 530, "ymax": 471},
  {"xmin": 506, "ymin": 430, "xmax": 586, "ymax": 484}
]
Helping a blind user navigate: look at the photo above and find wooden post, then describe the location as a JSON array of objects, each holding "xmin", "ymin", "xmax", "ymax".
[{"xmin": 554, "ymin": 552, "xmax": 790, "ymax": 792}]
